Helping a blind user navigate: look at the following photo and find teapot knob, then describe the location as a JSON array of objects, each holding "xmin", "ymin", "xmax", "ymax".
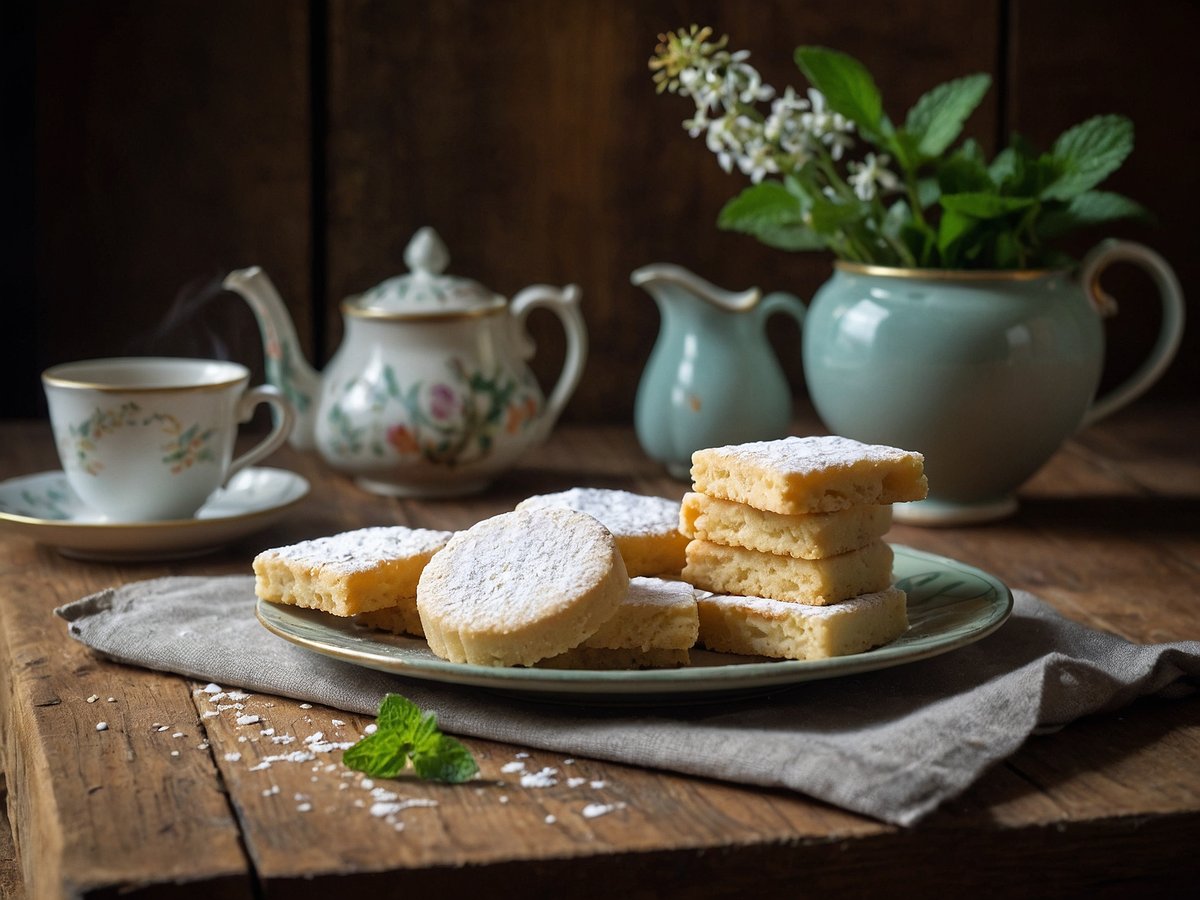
[{"xmin": 404, "ymin": 227, "xmax": 450, "ymax": 276}]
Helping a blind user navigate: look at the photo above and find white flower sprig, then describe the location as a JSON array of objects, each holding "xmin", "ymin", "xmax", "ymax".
[
  {"xmin": 652, "ymin": 26, "xmax": 1143, "ymax": 269},
  {"xmin": 651, "ymin": 27, "xmax": 869, "ymax": 188}
]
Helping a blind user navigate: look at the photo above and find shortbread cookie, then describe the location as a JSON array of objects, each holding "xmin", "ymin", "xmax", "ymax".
[
  {"xmin": 357, "ymin": 599, "xmax": 423, "ymax": 638},
  {"xmin": 581, "ymin": 576, "xmax": 698, "ymax": 651},
  {"xmin": 691, "ymin": 435, "xmax": 927, "ymax": 514},
  {"xmin": 253, "ymin": 526, "xmax": 453, "ymax": 617},
  {"xmin": 538, "ymin": 577, "xmax": 697, "ymax": 669},
  {"xmin": 416, "ymin": 507, "xmax": 628, "ymax": 667},
  {"xmin": 682, "ymin": 539, "xmax": 894, "ymax": 606},
  {"xmin": 680, "ymin": 492, "xmax": 891, "ymax": 559},
  {"xmin": 516, "ymin": 487, "xmax": 688, "ymax": 576},
  {"xmin": 697, "ymin": 586, "xmax": 908, "ymax": 660}
]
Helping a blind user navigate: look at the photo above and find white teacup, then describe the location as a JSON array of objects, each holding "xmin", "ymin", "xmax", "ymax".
[{"xmin": 42, "ymin": 357, "xmax": 296, "ymax": 521}]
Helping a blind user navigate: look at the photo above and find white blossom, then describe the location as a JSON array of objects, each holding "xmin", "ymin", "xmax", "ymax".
[{"xmin": 848, "ymin": 153, "xmax": 901, "ymax": 201}]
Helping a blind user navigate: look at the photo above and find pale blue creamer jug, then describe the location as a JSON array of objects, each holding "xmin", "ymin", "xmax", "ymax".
[{"xmin": 632, "ymin": 264, "xmax": 807, "ymax": 478}]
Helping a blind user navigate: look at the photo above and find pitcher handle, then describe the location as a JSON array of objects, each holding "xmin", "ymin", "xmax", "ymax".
[
  {"xmin": 225, "ymin": 385, "xmax": 296, "ymax": 483},
  {"xmin": 756, "ymin": 291, "xmax": 808, "ymax": 330},
  {"xmin": 510, "ymin": 284, "xmax": 588, "ymax": 440},
  {"xmin": 1079, "ymin": 240, "xmax": 1185, "ymax": 427}
]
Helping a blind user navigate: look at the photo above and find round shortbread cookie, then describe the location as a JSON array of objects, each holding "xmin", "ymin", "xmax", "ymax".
[
  {"xmin": 416, "ymin": 507, "xmax": 629, "ymax": 666},
  {"xmin": 515, "ymin": 487, "xmax": 687, "ymax": 576}
]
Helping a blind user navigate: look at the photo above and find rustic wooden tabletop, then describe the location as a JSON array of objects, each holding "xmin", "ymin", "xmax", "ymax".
[{"xmin": 1, "ymin": 404, "xmax": 1198, "ymax": 898}]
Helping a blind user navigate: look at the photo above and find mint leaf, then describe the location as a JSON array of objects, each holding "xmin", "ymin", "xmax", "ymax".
[
  {"xmin": 904, "ymin": 73, "xmax": 991, "ymax": 158},
  {"xmin": 411, "ymin": 735, "xmax": 480, "ymax": 784},
  {"xmin": 376, "ymin": 693, "xmax": 424, "ymax": 733},
  {"xmin": 717, "ymin": 182, "xmax": 826, "ymax": 250},
  {"xmin": 342, "ymin": 730, "xmax": 412, "ymax": 779},
  {"xmin": 1042, "ymin": 114, "xmax": 1133, "ymax": 200},
  {"xmin": 343, "ymin": 693, "xmax": 477, "ymax": 783},
  {"xmin": 794, "ymin": 46, "xmax": 884, "ymax": 136},
  {"xmin": 936, "ymin": 152, "xmax": 993, "ymax": 195},
  {"xmin": 940, "ymin": 192, "xmax": 1035, "ymax": 219},
  {"xmin": 936, "ymin": 207, "xmax": 977, "ymax": 262},
  {"xmin": 1036, "ymin": 190, "xmax": 1151, "ymax": 239}
]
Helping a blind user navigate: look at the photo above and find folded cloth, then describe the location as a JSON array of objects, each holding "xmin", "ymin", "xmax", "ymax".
[{"xmin": 56, "ymin": 576, "xmax": 1200, "ymax": 827}]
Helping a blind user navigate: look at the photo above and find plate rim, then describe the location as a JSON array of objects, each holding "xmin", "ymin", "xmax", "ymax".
[{"xmin": 255, "ymin": 544, "xmax": 1014, "ymax": 696}]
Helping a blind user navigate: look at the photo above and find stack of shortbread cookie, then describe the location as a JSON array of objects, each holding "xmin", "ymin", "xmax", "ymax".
[{"xmin": 680, "ymin": 435, "xmax": 927, "ymax": 660}]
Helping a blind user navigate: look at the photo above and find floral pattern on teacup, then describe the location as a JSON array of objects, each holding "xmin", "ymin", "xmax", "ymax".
[
  {"xmin": 325, "ymin": 359, "xmax": 540, "ymax": 467},
  {"xmin": 64, "ymin": 403, "xmax": 218, "ymax": 476}
]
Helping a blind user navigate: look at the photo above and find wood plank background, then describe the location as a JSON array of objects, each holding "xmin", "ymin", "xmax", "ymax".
[{"xmin": 3, "ymin": 0, "xmax": 1196, "ymax": 421}]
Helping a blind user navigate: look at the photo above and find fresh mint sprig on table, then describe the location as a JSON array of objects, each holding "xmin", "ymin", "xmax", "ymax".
[
  {"xmin": 343, "ymin": 693, "xmax": 478, "ymax": 783},
  {"xmin": 651, "ymin": 27, "xmax": 1149, "ymax": 269}
]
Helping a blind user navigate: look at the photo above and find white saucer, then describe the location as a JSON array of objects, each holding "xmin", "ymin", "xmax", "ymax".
[{"xmin": 0, "ymin": 467, "xmax": 309, "ymax": 561}]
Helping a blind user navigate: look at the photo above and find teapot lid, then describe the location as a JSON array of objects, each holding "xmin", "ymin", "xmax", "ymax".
[{"xmin": 348, "ymin": 228, "xmax": 504, "ymax": 317}]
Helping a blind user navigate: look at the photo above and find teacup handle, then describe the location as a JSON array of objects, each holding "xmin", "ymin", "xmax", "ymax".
[
  {"xmin": 509, "ymin": 284, "xmax": 588, "ymax": 440},
  {"xmin": 1079, "ymin": 240, "xmax": 1186, "ymax": 427},
  {"xmin": 225, "ymin": 385, "xmax": 296, "ymax": 483}
]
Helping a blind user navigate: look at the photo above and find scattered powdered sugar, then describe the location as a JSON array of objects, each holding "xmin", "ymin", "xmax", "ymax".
[
  {"xmin": 582, "ymin": 802, "xmax": 626, "ymax": 819},
  {"xmin": 187, "ymin": 686, "xmax": 630, "ymax": 833},
  {"xmin": 520, "ymin": 767, "xmax": 559, "ymax": 788}
]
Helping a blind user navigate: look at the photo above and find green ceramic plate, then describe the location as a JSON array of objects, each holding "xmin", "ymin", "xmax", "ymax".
[{"xmin": 256, "ymin": 545, "xmax": 1012, "ymax": 700}]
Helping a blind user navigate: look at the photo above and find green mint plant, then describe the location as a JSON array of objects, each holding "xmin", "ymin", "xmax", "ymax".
[
  {"xmin": 650, "ymin": 27, "xmax": 1148, "ymax": 269},
  {"xmin": 343, "ymin": 693, "xmax": 478, "ymax": 783}
]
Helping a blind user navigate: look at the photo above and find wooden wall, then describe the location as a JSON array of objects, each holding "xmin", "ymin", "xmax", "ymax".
[{"xmin": 5, "ymin": 0, "xmax": 1196, "ymax": 422}]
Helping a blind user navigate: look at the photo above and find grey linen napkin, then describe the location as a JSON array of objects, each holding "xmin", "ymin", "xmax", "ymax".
[{"xmin": 57, "ymin": 576, "xmax": 1200, "ymax": 826}]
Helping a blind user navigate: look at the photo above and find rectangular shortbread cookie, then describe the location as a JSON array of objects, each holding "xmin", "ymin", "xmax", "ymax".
[
  {"xmin": 697, "ymin": 586, "xmax": 908, "ymax": 660},
  {"xmin": 680, "ymin": 492, "xmax": 892, "ymax": 560},
  {"xmin": 691, "ymin": 435, "xmax": 927, "ymax": 514},
  {"xmin": 581, "ymin": 576, "xmax": 698, "ymax": 652},
  {"xmin": 357, "ymin": 600, "xmax": 424, "ymax": 638},
  {"xmin": 538, "ymin": 577, "xmax": 698, "ymax": 669},
  {"xmin": 253, "ymin": 526, "xmax": 452, "ymax": 617},
  {"xmin": 682, "ymin": 539, "xmax": 894, "ymax": 606}
]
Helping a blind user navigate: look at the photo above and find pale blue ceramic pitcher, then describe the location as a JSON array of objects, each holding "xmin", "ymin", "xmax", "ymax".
[
  {"xmin": 632, "ymin": 264, "xmax": 807, "ymax": 478},
  {"xmin": 802, "ymin": 240, "xmax": 1185, "ymax": 524}
]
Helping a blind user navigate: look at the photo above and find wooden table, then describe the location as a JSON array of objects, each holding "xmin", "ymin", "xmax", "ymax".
[{"xmin": 2, "ymin": 405, "xmax": 1198, "ymax": 898}]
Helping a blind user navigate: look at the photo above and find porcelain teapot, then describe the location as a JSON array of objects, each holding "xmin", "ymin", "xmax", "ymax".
[{"xmin": 223, "ymin": 228, "xmax": 586, "ymax": 497}]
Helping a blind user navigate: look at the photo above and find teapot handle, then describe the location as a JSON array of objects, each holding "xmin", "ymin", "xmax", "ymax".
[
  {"xmin": 509, "ymin": 284, "xmax": 588, "ymax": 440},
  {"xmin": 1079, "ymin": 240, "xmax": 1186, "ymax": 428}
]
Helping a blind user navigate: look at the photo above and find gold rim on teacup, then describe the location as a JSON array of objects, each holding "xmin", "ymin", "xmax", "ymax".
[{"xmin": 41, "ymin": 357, "xmax": 249, "ymax": 394}]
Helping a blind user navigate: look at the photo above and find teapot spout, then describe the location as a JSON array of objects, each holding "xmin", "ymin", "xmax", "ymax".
[{"xmin": 223, "ymin": 266, "xmax": 322, "ymax": 450}]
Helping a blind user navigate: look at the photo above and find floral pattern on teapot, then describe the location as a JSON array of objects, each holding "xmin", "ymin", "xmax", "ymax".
[{"xmin": 324, "ymin": 359, "xmax": 542, "ymax": 468}]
